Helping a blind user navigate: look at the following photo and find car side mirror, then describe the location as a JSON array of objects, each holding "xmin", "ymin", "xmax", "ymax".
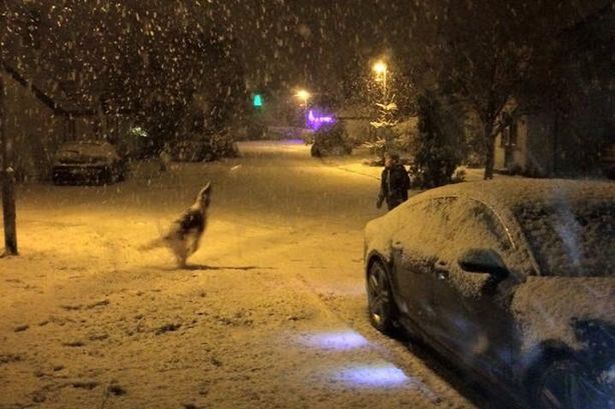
[{"xmin": 458, "ymin": 248, "xmax": 509, "ymax": 280}]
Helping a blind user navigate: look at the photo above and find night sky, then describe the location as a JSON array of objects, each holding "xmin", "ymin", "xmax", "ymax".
[{"xmin": 215, "ymin": 0, "xmax": 607, "ymax": 93}]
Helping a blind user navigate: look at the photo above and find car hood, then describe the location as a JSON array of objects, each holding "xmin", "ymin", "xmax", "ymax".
[{"xmin": 511, "ymin": 276, "xmax": 615, "ymax": 353}]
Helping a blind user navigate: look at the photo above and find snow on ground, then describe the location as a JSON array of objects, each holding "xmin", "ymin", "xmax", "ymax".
[{"xmin": 1, "ymin": 141, "xmax": 478, "ymax": 409}]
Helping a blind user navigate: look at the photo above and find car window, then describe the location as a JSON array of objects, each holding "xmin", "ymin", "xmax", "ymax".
[
  {"xmin": 431, "ymin": 198, "xmax": 523, "ymax": 296},
  {"xmin": 446, "ymin": 199, "xmax": 512, "ymax": 252},
  {"xmin": 470, "ymin": 201, "xmax": 509, "ymax": 251},
  {"xmin": 394, "ymin": 197, "xmax": 458, "ymax": 256},
  {"xmin": 514, "ymin": 199, "xmax": 614, "ymax": 277}
]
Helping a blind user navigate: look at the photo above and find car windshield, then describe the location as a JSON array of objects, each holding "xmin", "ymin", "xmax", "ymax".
[{"xmin": 514, "ymin": 200, "xmax": 614, "ymax": 277}]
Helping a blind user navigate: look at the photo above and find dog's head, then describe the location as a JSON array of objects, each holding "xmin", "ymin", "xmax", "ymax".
[{"xmin": 196, "ymin": 182, "xmax": 212, "ymax": 209}]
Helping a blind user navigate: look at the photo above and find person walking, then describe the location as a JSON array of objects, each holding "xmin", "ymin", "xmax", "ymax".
[{"xmin": 377, "ymin": 152, "xmax": 410, "ymax": 211}]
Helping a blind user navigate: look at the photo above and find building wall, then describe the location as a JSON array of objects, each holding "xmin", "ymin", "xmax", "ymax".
[
  {"xmin": 494, "ymin": 115, "xmax": 530, "ymax": 174},
  {"xmin": 494, "ymin": 134, "xmax": 506, "ymax": 170},
  {"xmin": 525, "ymin": 114, "xmax": 555, "ymax": 177}
]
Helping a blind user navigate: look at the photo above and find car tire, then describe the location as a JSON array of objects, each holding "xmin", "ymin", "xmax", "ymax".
[
  {"xmin": 528, "ymin": 355, "xmax": 608, "ymax": 409},
  {"xmin": 366, "ymin": 259, "xmax": 397, "ymax": 335}
]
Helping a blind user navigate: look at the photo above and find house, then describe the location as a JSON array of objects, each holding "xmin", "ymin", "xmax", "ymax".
[
  {"xmin": 494, "ymin": 5, "xmax": 615, "ymax": 178},
  {"xmin": 495, "ymin": 111, "xmax": 559, "ymax": 177}
]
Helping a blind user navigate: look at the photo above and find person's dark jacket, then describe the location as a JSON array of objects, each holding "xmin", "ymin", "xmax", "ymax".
[{"xmin": 378, "ymin": 164, "xmax": 410, "ymax": 210}]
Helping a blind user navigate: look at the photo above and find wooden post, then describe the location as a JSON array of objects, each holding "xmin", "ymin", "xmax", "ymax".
[
  {"xmin": 0, "ymin": 0, "xmax": 18, "ymax": 256},
  {"xmin": 1, "ymin": 73, "xmax": 18, "ymax": 256}
]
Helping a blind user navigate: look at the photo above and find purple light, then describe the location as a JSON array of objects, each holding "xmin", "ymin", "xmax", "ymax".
[
  {"xmin": 307, "ymin": 109, "xmax": 336, "ymax": 130},
  {"xmin": 332, "ymin": 364, "xmax": 412, "ymax": 388},
  {"xmin": 299, "ymin": 331, "xmax": 369, "ymax": 350}
]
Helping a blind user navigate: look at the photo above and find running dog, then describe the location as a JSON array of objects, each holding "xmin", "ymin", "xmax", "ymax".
[{"xmin": 141, "ymin": 182, "xmax": 212, "ymax": 268}]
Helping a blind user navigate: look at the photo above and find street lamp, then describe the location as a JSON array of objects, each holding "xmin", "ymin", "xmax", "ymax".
[
  {"xmin": 295, "ymin": 89, "xmax": 311, "ymax": 108},
  {"xmin": 295, "ymin": 89, "xmax": 311, "ymax": 128},
  {"xmin": 372, "ymin": 61, "xmax": 388, "ymax": 101}
]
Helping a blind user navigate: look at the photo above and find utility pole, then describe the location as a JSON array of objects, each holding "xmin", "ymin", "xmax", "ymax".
[{"xmin": 1, "ymin": 0, "xmax": 18, "ymax": 256}]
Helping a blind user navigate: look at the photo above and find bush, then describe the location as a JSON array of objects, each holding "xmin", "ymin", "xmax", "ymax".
[
  {"xmin": 414, "ymin": 92, "xmax": 464, "ymax": 188},
  {"xmin": 311, "ymin": 122, "xmax": 352, "ymax": 157}
]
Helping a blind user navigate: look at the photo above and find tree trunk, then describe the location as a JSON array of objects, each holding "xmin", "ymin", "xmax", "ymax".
[
  {"xmin": 1, "ymin": 74, "xmax": 18, "ymax": 256},
  {"xmin": 1, "ymin": 169, "xmax": 18, "ymax": 256},
  {"xmin": 483, "ymin": 121, "xmax": 495, "ymax": 180}
]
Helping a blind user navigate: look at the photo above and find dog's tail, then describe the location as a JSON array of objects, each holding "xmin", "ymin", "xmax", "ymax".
[
  {"xmin": 138, "ymin": 237, "xmax": 166, "ymax": 251},
  {"xmin": 138, "ymin": 221, "xmax": 167, "ymax": 251}
]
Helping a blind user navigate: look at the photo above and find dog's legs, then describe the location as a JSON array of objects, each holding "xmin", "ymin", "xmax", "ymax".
[
  {"xmin": 188, "ymin": 236, "xmax": 201, "ymax": 257},
  {"xmin": 175, "ymin": 243, "xmax": 189, "ymax": 268},
  {"xmin": 176, "ymin": 255, "xmax": 187, "ymax": 269},
  {"xmin": 165, "ymin": 234, "xmax": 189, "ymax": 269}
]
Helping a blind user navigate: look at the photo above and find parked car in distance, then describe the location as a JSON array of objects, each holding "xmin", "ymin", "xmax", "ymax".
[
  {"xmin": 52, "ymin": 140, "xmax": 127, "ymax": 185},
  {"xmin": 364, "ymin": 179, "xmax": 614, "ymax": 409}
]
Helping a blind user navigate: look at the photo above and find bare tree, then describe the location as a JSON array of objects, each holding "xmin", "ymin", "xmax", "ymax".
[
  {"xmin": 405, "ymin": 0, "xmax": 607, "ymax": 179},
  {"xmin": 4, "ymin": 0, "xmax": 246, "ymax": 144}
]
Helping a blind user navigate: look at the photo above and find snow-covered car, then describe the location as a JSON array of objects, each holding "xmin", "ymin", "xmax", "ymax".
[
  {"xmin": 52, "ymin": 140, "xmax": 127, "ymax": 185},
  {"xmin": 364, "ymin": 179, "xmax": 614, "ymax": 409}
]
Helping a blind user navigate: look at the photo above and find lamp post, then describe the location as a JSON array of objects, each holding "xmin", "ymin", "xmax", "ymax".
[
  {"xmin": 295, "ymin": 89, "xmax": 311, "ymax": 126},
  {"xmin": 372, "ymin": 61, "xmax": 388, "ymax": 102},
  {"xmin": 295, "ymin": 89, "xmax": 311, "ymax": 109},
  {"xmin": 1, "ymin": 5, "xmax": 18, "ymax": 256},
  {"xmin": 372, "ymin": 60, "xmax": 394, "ymax": 152}
]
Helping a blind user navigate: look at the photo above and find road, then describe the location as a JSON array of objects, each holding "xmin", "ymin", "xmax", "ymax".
[{"xmin": 0, "ymin": 141, "xmax": 485, "ymax": 409}]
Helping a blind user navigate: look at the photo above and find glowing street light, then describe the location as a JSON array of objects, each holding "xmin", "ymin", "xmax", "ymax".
[
  {"xmin": 372, "ymin": 61, "xmax": 387, "ymax": 75},
  {"xmin": 295, "ymin": 89, "xmax": 311, "ymax": 107},
  {"xmin": 372, "ymin": 61, "xmax": 388, "ymax": 100},
  {"xmin": 295, "ymin": 89, "xmax": 311, "ymax": 128}
]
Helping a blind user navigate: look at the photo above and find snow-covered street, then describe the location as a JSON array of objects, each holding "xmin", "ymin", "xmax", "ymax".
[{"xmin": 2, "ymin": 141, "xmax": 481, "ymax": 409}]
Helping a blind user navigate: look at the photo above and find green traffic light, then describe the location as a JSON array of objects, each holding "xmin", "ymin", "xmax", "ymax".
[{"xmin": 253, "ymin": 94, "xmax": 263, "ymax": 107}]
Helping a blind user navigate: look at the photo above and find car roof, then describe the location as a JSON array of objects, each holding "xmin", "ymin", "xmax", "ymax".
[
  {"xmin": 411, "ymin": 179, "xmax": 615, "ymax": 210},
  {"xmin": 402, "ymin": 179, "xmax": 614, "ymax": 276}
]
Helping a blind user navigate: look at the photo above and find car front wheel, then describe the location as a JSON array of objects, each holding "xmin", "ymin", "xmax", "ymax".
[
  {"xmin": 367, "ymin": 259, "xmax": 397, "ymax": 335},
  {"xmin": 530, "ymin": 357, "xmax": 610, "ymax": 409}
]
